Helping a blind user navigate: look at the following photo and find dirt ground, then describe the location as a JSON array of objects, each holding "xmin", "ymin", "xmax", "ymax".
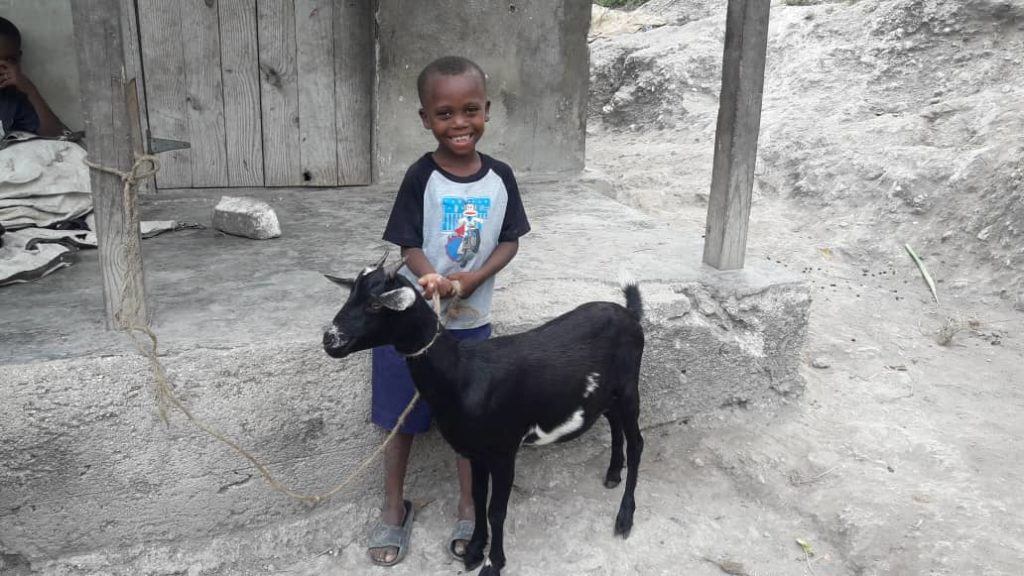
[
  {"xmin": 13, "ymin": 1, "xmax": 1024, "ymax": 575},
  {"xmin": 287, "ymin": 2, "xmax": 1024, "ymax": 574}
]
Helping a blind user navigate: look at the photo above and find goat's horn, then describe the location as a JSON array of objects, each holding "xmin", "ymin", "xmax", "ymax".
[
  {"xmin": 373, "ymin": 249, "xmax": 390, "ymax": 270},
  {"xmin": 383, "ymin": 256, "xmax": 407, "ymax": 279}
]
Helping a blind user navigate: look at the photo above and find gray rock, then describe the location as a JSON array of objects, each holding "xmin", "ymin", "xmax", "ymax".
[
  {"xmin": 811, "ymin": 356, "xmax": 832, "ymax": 369},
  {"xmin": 212, "ymin": 196, "xmax": 281, "ymax": 240}
]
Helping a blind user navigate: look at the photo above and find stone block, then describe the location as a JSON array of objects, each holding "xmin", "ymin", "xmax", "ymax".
[{"xmin": 212, "ymin": 196, "xmax": 281, "ymax": 240}]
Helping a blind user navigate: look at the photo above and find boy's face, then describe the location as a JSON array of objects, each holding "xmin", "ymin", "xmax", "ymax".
[
  {"xmin": 418, "ymin": 71, "xmax": 489, "ymax": 159},
  {"xmin": 0, "ymin": 37, "xmax": 20, "ymax": 64}
]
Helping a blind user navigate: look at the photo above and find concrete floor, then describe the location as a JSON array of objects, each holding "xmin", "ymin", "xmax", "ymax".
[
  {"xmin": 0, "ymin": 178, "xmax": 798, "ymax": 364},
  {"xmin": 0, "ymin": 178, "xmax": 810, "ymax": 568},
  {"xmin": 1, "ymin": 184, "xmax": 397, "ymax": 364}
]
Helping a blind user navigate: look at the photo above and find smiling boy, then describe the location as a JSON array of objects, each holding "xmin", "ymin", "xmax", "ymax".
[{"xmin": 367, "ymin": 56, "xmax": 530, "ymax": 566}]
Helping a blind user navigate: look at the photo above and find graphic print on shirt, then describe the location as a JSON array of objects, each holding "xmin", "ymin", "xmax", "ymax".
[{"xmin": 441, "ymin": 196, "xmax": 491, "ymax": 267}]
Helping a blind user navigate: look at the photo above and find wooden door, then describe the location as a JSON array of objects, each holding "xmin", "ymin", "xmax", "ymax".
[{"xmin": 136, "ymin": 0, "xmax": 372, "ymax": 188}]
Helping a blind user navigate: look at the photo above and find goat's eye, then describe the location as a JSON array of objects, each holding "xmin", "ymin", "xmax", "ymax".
[{"xmin": 368, "ymin": 300, "xmax": 383, "ymax": 312}]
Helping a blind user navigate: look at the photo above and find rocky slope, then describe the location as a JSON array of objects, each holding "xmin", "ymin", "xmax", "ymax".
[{"xmin": 588, "ymin": 0, "xmax": 1024, "ymax": 307}]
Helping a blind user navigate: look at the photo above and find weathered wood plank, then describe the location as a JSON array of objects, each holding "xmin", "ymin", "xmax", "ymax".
[
  {"xmin": 295, "ymin": 0, "xmax": 338, "ymax": 186},
  {"xmin": 137, "ymin": 0, "xmax": 191, "ymax": 188},
  {"xmin": 72, "ymin": 0, "xmax": 146, "ymax": 329},
  {"xmin": 119, "ymin": 0, "xmax": 153, "ymax": 193},
  {"xmin": 702, "ymin": 0, "xmax": 771, "ymax": 270},
  {"xmin": 334, "ymin": 0, "xmax": 373, "ymax": 185},
  {"xmin": 180, "ymin": 0, "xmax": 229, "ymax": 187},
  {"xmin": 220, "ymin": 0, "xmax": 265, "ymax": 187},
  {"xmin": 257, "ymin": 0, "xmax": 302, "ymax": 186}
]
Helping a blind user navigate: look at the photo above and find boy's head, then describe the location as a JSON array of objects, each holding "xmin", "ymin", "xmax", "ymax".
[
  {"xmin": 417, "ymin": 56, "xmax": 490, "ymax": 159},
  {"xmin": 0, "ymin": 18, "xmax": 22, "ymax": 64}
]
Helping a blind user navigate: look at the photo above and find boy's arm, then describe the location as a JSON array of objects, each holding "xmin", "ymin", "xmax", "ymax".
[
  {"xmin": 446, "ymin": 240, "xmax": 519, "ymax": 298},
  {"xmin": 400, "ymin": 246, "xmax": 456, "ymax": 300},
  {"xmin": 0, "ymin": 61, "xmax": 66, "ymax": 137}
]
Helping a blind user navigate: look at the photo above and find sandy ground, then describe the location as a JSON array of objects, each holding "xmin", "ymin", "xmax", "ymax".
[{"xmin": 278, "ymin": 2, "xmax": 1024, "ymax": 572}]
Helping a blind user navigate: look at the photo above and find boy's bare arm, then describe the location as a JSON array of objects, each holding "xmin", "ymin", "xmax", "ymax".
[
  {"xmin": 0, "ymin": 61, "xmax": 66, "ymax": 137},
  {"xmin": 447, "ymin": 240, "xmax": 519, "ymax": 298},
  {"xmin": 400, "ymin": 246, "xmax": 455, "ymax": 300}
]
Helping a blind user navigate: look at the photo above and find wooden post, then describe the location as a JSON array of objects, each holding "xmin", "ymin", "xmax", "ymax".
[
  {"xmin": 702, "ymin": 0, "xmax": 771, "ymax": 270},
  {"xmin": 72, "ymin": 0, "xmax": 147, "ymax": 329}
]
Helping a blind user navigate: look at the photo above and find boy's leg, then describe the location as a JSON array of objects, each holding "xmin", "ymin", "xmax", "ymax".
[
  {"xmin": 370, "ymin": 345, "xmax": 432, "ymax": 565},
  {"xmin": 372, "ymin": 431, "xmax": 414, "ymax": 565},
  {"xmin": 448, "ymin": 324, "xmax": 492, "ymax": 557},
  {"xmin": 452, "ymin": 455, "xmax": 475, "ymax": 556}
]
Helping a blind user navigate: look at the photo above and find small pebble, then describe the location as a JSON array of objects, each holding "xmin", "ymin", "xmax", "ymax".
[{"xmin": 811, "ymin": 357, "xmax": 831, "ymax": 369}]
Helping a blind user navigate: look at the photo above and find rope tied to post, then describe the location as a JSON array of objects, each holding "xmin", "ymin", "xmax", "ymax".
[
  {"xmin": 73, "ymin": 152, "xmax": 434, "ymax": 503},
  {"xmin": 84, "ymin": 153, "xmax": 161, "ymax": 201}
]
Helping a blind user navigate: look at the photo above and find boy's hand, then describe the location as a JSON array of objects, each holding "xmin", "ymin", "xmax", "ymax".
[
  {"xmin": 418, "ymin": 273, "xmax": 456, "ymax": 300},
  {"xmin": 0, "ymin": 61, "xmax": 34, "ymax": 93},
  {"xmin": 446, "ymin": 271, "xmax": 483, "ymax": 299}
]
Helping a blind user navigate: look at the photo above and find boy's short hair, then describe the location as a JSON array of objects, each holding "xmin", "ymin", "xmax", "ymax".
[
  {"xmin": 416, "ymin": 56, "xmax": 486, "ymax": 103},
  {"xmin": 0, "ymin": 17, "xmax": 21, "ymax": 49}
]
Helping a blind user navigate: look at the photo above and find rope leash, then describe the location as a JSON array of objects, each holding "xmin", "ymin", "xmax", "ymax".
[{"xmin": 83, "ymin": 155, "xmax": 437, "ymax": 505}]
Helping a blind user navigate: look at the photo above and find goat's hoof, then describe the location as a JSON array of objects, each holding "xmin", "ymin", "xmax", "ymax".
[
  {"xmin": 479, "ymin": 565, "xmax": 501, "ymax": 576},
  {"xmin": 614, "ymin": 510, "xmax": 634, "ymax": 538},
  {"xmin": 463, "ymin": 547, "xmax": 486, "ymax": 571},
  {"xmin": 603, "ymin": 476, "xmax": 621, "ymax": 489}
]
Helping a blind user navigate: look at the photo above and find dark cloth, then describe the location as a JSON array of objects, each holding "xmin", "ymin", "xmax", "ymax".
[
  {"xmin": 0, "ymin": 88, "xmax": 40, "ymax": 136},
  {"xmin": 371, "ymin": 323, "xmax": 493, "ymax": 434}
]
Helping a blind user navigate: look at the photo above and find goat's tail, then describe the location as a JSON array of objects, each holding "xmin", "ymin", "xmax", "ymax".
[{"xmin": 621, "ymin": 280, "xmax": 643, "ymax": 322}]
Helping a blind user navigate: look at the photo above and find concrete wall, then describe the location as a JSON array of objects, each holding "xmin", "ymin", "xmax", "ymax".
[
  {"xmin": 0, "ymin": 0, "xmax": 82, "ymax": 130},
  {"xmin": 373, "ymin": 0, "xmax": 591, "ymax": 180}
]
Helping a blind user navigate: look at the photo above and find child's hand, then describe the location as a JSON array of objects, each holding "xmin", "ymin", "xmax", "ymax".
[
  {"xmin": 0, "ymin": 60, "xmax": 33, "ymax": 93},
  {"xmin": 446, "ymin": 271, "xmax": 483, "ymax": 299},
  {"xmin": 418, "ymin": 273, "xmax": 455, "ymax": 300}
]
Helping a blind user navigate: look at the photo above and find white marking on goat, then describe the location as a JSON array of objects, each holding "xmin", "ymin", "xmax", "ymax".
[
  {"xmin": 526, "ymin": 409, "xmax": 585, "ymax": 446},
  {"xmin": 361, "ymin": 266, "xmax": 375, "ymax": 276},
  {"xmin": 584, "ymin": 373, "xmax": 600, "ymax": 398},
  {"xmin": 379, "ymin": 287, "xmax": 416, "ymax": 311},
  {"xmin": 328, "ymin": 325, "xmax": 340, "ymax": 337}
]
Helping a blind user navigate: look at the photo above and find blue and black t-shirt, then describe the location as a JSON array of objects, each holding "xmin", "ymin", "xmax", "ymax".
[
  {"xmin": 383, "ymin": 152, "xmax": 530, "ymax": 329},
  {"xmin": 0, "ymin": 88, "xmax": 39, "ymax": 137}
]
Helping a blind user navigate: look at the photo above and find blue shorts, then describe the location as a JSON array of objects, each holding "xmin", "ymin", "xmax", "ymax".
[{"xmin": 371, "ymin": 324, "xmax": 492, "ymax": 434}]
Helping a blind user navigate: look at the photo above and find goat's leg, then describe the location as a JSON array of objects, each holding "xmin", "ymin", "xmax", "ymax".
[
  {"xmin": 614, "ymin": 401, "xmax": 643, "ymax": 538},
  {"xmin": 604, "ymin": 410, "xmax": 625, "ymax": 488},
  {"xmin": 479, "ymin": 455, "xmax": 516, "ymax": 576},
  {"xmin": 463, "ymin": 458, "xmax": 490, "ymax": 571}
]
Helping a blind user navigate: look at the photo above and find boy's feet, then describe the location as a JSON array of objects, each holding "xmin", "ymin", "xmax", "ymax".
[
  {"xmin": 368, "ymin": 500, "xmax": 414, "ymax": 566},
  {"xmin": 449, "ymin": 498, "xmax": 476, "ymax": 558}
]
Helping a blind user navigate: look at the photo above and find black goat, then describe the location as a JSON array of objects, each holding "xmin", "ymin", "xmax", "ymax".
[{"xmin": 323, "ymin": 255, "xmax": 644, "ymax": 576}]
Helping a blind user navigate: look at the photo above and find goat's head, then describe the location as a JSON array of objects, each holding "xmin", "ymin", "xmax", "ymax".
[{"xmin": 322, "ymin": 251, "xmax": 418, "ymax": 359}]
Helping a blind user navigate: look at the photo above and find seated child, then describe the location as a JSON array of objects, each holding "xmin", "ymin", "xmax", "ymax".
[{"xmin": 0, "ymin": 17, "xmax": 66, "ymax": 138}]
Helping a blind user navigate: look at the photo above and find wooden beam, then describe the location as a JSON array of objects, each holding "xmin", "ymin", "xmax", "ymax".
[
  {"xmin": 119, "ymin": 0, "xmax": 153, "ymax": 193},
  {"xmin": 334, "ymin": 0, "xmax": 374, "ymax": 185},
  {"xmin": 702, "ymin": 0, "xmax": 771, "ymax": 270},
  {"xmin": 72, "ymin": 0, "xmax": 147, "ymax": 330}
]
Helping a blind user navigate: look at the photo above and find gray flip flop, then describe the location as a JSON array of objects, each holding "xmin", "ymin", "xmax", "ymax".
[
  {"xmin": 447, "ymin": 518, "xmax": 475, "ymax": 560},
  {"xmin": 367, "ymin": 500, "xmax": 415, "ymax": 567}
]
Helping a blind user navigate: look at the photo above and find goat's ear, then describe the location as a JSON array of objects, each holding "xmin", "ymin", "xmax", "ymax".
[
  {"xmin": 377, "ymin": 286, "xmax": 417, "ymax": 311},
  {"xmin": 324, "ymin": 274, "xmax": 355, "ymax": 289}
]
